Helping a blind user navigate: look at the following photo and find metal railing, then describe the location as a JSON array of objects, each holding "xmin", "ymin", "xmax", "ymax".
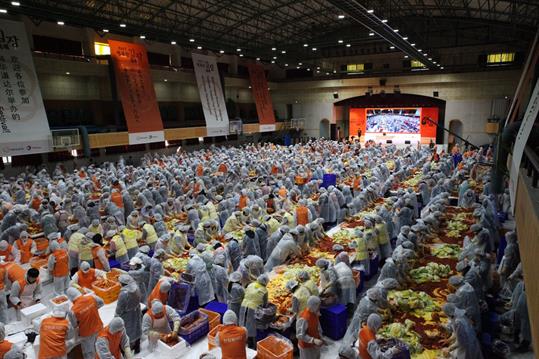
[{"xmin": 522, "ymin": 146, "xmax": 539, "ymax": 188}]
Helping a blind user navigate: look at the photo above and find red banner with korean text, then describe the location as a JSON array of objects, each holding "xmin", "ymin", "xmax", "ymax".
[
  {"xmin": 108, "ymin": 40, "xmax": 164, "ymax": 144},
  {"xmin": 248, "ymin": 63, "xmax": 276, "ymax": 132}
]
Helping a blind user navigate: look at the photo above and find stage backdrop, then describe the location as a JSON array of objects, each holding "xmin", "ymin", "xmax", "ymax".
[
  {"xmin": 248, "ymin": 63, "xmax": 276, "ymax": 132},
  {"xmin": 350, "ymin": 107, "xmax": 438, "ymax": 144},
  {"xmin": 108, "ymin": 40, "xmax": 164, "ymax": 144},
  {"xmin": 0, "ymin": 20, "xmax": 52, "ymax": 156}
]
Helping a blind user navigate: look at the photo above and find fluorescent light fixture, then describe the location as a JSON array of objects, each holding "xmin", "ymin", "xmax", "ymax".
[
  {"xmin": 236, "ymin": 48, "xmax": 241, "ymax": 52},
  {"xmin": 189, "ymin": 38, "xmax": 195, "ymax": 42},
  {"xmin": 316, "ymin": 66, "xmax": 320, "ymax": 69},
  {"xmin": 346, "ymin": 44, "xmax": 351, "ymax": 47},
  {"xmin": 367, "ymin": 9, "xmax": 374, "ymax": 13},
  {"xmin": 312, "ymin": 47, "xmax": 317, "ymax": 51},
  {"xmin": 381, "ymin": 19, "xmax": 387, "ymax": 23},
  {"xmin": 239, "ymin": 54, "xmax": 244, "ymax": 57},
  {"xmin": 248, "ymin": 86, "xmax": 251, "ymax": 89},
  {"xmin": 139, "ymin": 35, "xmax": 145, "ymax": 39},
  {"xmin": 338, "ymin": 14, "xmax": 345, "ymax": 19},
  {"xmin": 404, "ymin": 55, "xmax": 409, "ymax": 58},
  {"xmin": 333, "ymin": 70, "xmax": 336, "ymax": 73},
  {"xmin": 369, "ymin": 32, "xmax": 374, "ymax": 36},
  {"xmin": 271, "ymin": 60, "xmax": 275, "ymax": 63},
  {"xmin": 428, "ymin": 57, "xmax": 432, "ymax": 60},
  {"xmin": 296, "ymin": 66, "xmax": 300, "ymax": 69},
  {"xmin": 11, "ymin": 2, "xmax": 20, "ymax": 6},
  {"xmin": 220, "ymin": 50, "xmax": 225, "ymax": 54},
  {"xmin": 389, "ymin": 46, "xmax": 395, "ymax": 49},
  {"xmin": 164, "ymin": 79, "xmax": 168, "ymax": 82},
  {"xmin": 57, "ymin": 21, "xmax": 65, "ymax": 25},
  {"xmin": 284, "ymin": 63, "xmax": 288, "ymax": 66},
  {"xmin": 303, "ymin": 43, "xmax": 308, "ymax": 47},
  {"xmin": 338, "ymin": 40, "xmax": 343, "ymax": 43},
  {"xmin": 197, "ymin": 46, "xmax": 202, "ymax": 49},
  {"xmin": 433, "ymin": 61, "xmax": 437, "ymax": 64},
  {"xmin": 394, "ymin": 29, "xmax": 399, "ymax": 32},
  {"xmin": 316, "ymin": 70, "xmax": 320, "ymax": 73},
  {"xmin": 256, "ymin": 57, "xmax": 260, "ymax": 60},
  {"xmin": 411, "ymin": 43, "xmax": 416, "ymax": 46},
  {"xmin": 298, "ymin": 62, "xmax": 302, "ymax": 65},
  {"xmin": 325, "ymin": 72, "xmax": 329, "ymax": 75},
  {"xmin": 418, "ymin": 49, "xmax": 422, "ymax": 52},
  {"xmin": 403, "ymin": 37, "xmax": 408, "ymax": 40},
  {"xmin": 119, "ymin": 23, "xmax": 126, "ymax": 28},
  {"xmin": 281, "ymin": 50, "xmax": 286, "ymax": 54},
  {"xmin": 307, "ymin": 68, "xmax": 310, "ymax": 71},
  {"xmin": 171, "ymin": 41, "xmax": 176, "ymax": 45},
  {"xmin": 103, "ymin": 29, "xmax": 109, "ymax": 33},
  {"xmin": 441, "ymin": 66, "xmax": 444, "ymax": 69},
  {"xmin": 65, "ymin": 72, "xmax": 70, "ymax": 75},
  {"xmin": 273, "ymin": 56, "xmax": 277, "ymax": 59},
  {"xmin": 272, "ymin": 47, "xmax": 276, "ymax": 51}
]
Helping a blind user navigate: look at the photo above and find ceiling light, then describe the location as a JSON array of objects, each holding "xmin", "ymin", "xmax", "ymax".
[
  {"xmin": 239, "ymin": 54, "xmax": 244, "ymax": 57},
  {"xmin": 281, "ymin": 50, "xmax": 286, "ymax": 54},
  {"xmin": 307, "ymin": 68, "xmax": 310, "ymax": 71},
  {"xmin": 316, "ymin": 70, "xmax": 320, "ymax": 73},
  {"xmin": 236, "ymin": 48, "xmax": 241, "ymax": 52},
  {"xmin": 219, "ymin": 50, "xmax": 225, "ymax": 54},
  {"xmin": 312, "ymin": 47, "xmax": 317, "ymax": 51},
  {"xmin": 171, "ymin": 41, "xmax": 176, "ymax": 45},
  {"xmin": 381, "ymin": 19, "xmax": 387, "ymax": 23},
  {"xmin": 367, "ymin": 9, "xmax": 374, "ymax": 13},
  {"xmin": 411, "ymin": 43, "xmax": 416, "ymax": 46},
  {"xmin": 273, "ymin": 56, "xmax": 277, "ymax": 59},
  {"xmin": 285, "ymin": 63, "xmax": 288, "ymax": 66},
  {"xmin": 296, "ymin": 66, "xmax": 300, "ymax": 69},
  {"xmin": 389, "ymin": 46, "xmax": 395, "ymax": 49},
  {"xmin": 271, "ymin": 60, "xmax": 275, "ymax": 63},
  {"xmin": 428, "ymin": 57, "xmax": 432, "ymax": 60},
  {"xmin": 369, "ymin": 32, "xmax": 374, "ymax": 36},
  {"xmin": 433, "ymin": 61, "xmax": 437, "ymax": 64},
  {"xmin": 338, "ymin": 40, "xmax": 343, "ymax": 43},
  {"xmin": 316, "ymin": 66, "xmax": 320, "ymax": 70},
  {"xmin": 394, "ymin": 29, "xmax": 399, "ymax": 32},
  {"xmin": 256, "ymin": 57, "xmax": 260, "ymax": 60},
  {"xmin": 338, "ymin": 14, "xmax": 345, "ymax": 19},
  {"xmin": 440, "ymin": 66, "xmax": 444, "ymax": 69},
  {"xmin": 346, "ymin": 44, "xmax": 351, "ymax": 47},
  {"xmin": 57, "ymin": 21, "xmax": 65, "ymax": 25},
  {"xmin": 403, "ymin": 37, "xmax": 408, "ymax": 40},
  {"xmin": 298, "ymin": 62, "xmax": 302, "ymax": 65},
  {"xmin": 139, "ymin": 35, "xmax": 145, "ymax": 39},
  {"xmin": 418, "ymin": 49, "xmax": 422, "ymax": 52},
  {"xmin": 119, "ymin": 23, "xmax": 126, "ymax": 28},
  {"xmin": 164, "ymin": 79, "xmax": 168, "ymax": 82},
  {"xmin": 65, "ymin": 72, "xmax": 70, "ymax": 75},
  {"xmin": 333, "ymin": 70, "xmax": 337, "ymax": 73},
  {"xmin": 272, "ymin": 47, "xmax": 276, "ymax": 51},
  {"xmin": 197, "ymin": 46, "xmax": 202, "ymax": 50},
  {"xmin": 424, "ymin": 53, "xmax": 428, "ymax": 56},
  {"xmin": 303, "ymin": 43, "xmax": 308, "ymax": 47},
  {"xmin": 11, "ymin": 2, "xmax": 20, "ymax": 6},
  {"xmin": 103, "ymin": 29, "xmax": 109, "ymax": 33},
  {"xmin": 404, "ymin": 55, "xmax": 409, "ymax": 59},
  {"xmin": 325, "ymin": 72, "xmax": 329, "ymax": 75},
  {"xmin": 189, "ymin": 38, "xmax": 195, "ymax": 42},
  {"xmin": 248, "ymin": 86, "xmax": 251, "ymax": 89}
]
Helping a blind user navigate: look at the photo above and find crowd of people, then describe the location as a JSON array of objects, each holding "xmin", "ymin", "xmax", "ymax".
[{"xmin": 0, "ymin": 139, "xmax": 528, "ymax": 359}]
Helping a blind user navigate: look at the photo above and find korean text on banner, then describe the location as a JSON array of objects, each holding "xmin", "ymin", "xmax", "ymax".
[
  {"xmin": 509, "ymin": 79, "xmax": 539, "ymax": 213},
  {"xmin": 192, "ymin": 53, "xmax": 229, "ymax": 136},
  {"xmin": 108, "ymin": 40, "xmax": 164, "ymax": 145},
  {"xmin": 248, "ymin": 63, "xmax": 276, "ymax": 132},
  {"xmin": 0, "ymin": 20, "xmax": 51, "ymax": 156}
]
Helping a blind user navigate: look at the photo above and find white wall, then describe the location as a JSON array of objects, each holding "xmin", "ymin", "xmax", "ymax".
[{"xmin": 271, "ymin": 70, "xmax": 519, "ymax": 145}]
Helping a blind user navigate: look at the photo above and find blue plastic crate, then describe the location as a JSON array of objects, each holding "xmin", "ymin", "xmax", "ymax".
[
  {"xmin": 186, "ymin": 294, "xmax": 199, "ymax": 314},
  {"xmin": 204, "ymin": 301, "xmax": 228, "ymax": 322},
  {"xmin": 320, "ymin": 304, "xmax": 347, "ymax": 340},
  {"xmin": 168, "ymin": 282, "xmax": 191, "ymax": 315},
  {"xmin": 108, "ymin": 258, "xmax": 121, "ymax": 269},
  {"xmin": 256, "ymin": 329, "xmax": 270, "ymax": 341},
  {"xmin": 179, "ymin": 310, "xmax": 209, "ymax": 344}
]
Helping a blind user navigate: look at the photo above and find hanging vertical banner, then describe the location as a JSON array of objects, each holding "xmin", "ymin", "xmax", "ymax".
[
  {"xmin": 108, "ymin": 40, "xmax": 164, "ymax": 144},
  {"xmin": 191, "ymin": 53, "xmax": 229, "ymax": 136},
  {"xmin": 509, "ymin": 79, "xmax": 539, "ymax": 213},
  {"xmin": 248, "ymin": 63, "xmax": 276, "ymax": 132},
  {"xmin": 0, "ymin": 20, "xmax": 51, "ymax": 156}
]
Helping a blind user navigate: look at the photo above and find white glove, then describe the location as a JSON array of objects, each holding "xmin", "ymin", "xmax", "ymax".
[
  {"xmin": 124, "ymin": 346, "xmax": 134, "ymax": 359},
  {"xmin": 313, "ymin": 338, "xmax": 324, "ymax": 346}
]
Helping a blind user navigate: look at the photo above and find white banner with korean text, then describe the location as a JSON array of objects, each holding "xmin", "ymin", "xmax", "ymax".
[
  {"xmin": 192, "ymin": 53, "xmax": 229, "ymax": 136},
  {"xmin": 0, "ymin": 20, "xmax": 51, "ymax": 156}
]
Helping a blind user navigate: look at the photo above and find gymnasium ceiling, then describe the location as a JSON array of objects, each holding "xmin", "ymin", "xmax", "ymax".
[{"xmin": 6, "ymin": 0, "xmax": 539, "ymax": 69}]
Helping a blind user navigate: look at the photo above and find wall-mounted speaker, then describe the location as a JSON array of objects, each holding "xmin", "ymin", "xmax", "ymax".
[
  {"xmin": 433, "ymin": 91, "xmax": 439, "ymax": 97},
  {"xmin": 333, "ymin": 92, "xmax": 339, "ymax": 99},
  {"xmin": 405, "ymin": 140, "xmax": 411, "ymax": 144},
  {"xmin": 386, "ymin": 140, "xmax": 392, "ymax": 144},
  {"xmin": 379, "ymin": 79, "xmax": 387, "ymax": 86}
]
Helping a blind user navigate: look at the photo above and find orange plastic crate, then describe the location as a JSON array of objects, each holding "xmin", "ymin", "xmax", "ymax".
[
  {"xmin": 256, "ymin": 335, "xmax": 293, "ymax": 359},
  {"xmin": 92, "ymin": 281, "xmax": 121, "ymax": 304},
  {"xmin": 199, "ymin": 308, "xmax": 221, "ymax": 331},
  {"xmin": 207, "ymin": 324, "xmax": 223, "ymax": 351},
  {"xmin": 352, "ymin": 269, "xmax": 361, "ymax": 287}
]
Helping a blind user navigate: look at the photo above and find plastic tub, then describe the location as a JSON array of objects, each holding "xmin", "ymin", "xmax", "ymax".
[
  {"xmin": 168, "ymin": 282, "xmax": 191, "ymax": 315},
  {"xmin": 179, "ymin": 310, "xmax": 209, "ymax": 344},
  {"xmin": 199, "ymin": 308, "xmax": 221, "ymax": 331},
  {"xmin": 320, "ymin": 304, "xmax": 347, "ymax": 340},
  {"xmin": 157, "ymin": 337, "xmax": 190, "ymax": 359},
  {"xmin": 204, "ymin": 301, "xmax": 228, "ymax": 319},
  {"xmin": 207, "ymin": 324, "xmax": 223, "ymax": 351},
  {"xmin": 50, "ymin": 295, "xmax": 70, "ymax": 311},
  {"xmin": 21, "ymin": 303, "xmax": 48, "ymax": 326},
  {"xmin": 256, "ymin": 334, "xmax": 293, "ymax": 359},
  {"xmin": 92, "ymin": 281, "xmax": 121, "ymax": 304}
]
